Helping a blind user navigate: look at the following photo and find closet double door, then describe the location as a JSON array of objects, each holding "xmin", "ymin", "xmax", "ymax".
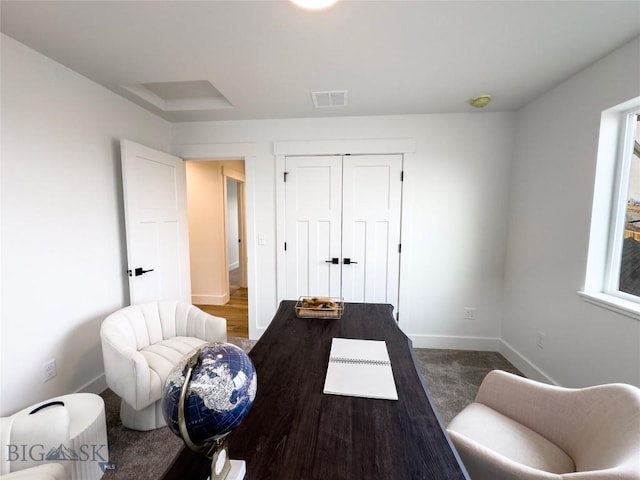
[{"xmin": 284, "ymin": 154, "xmax": 403, "ymax": 308}]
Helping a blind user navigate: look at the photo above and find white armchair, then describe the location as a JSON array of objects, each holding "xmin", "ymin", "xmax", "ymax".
[
  {"xmin": 447, "ymin": 370, "xmax": 640, "ymax": 480},
  {"xmin": 100, "ymin": 301, "xmax": 227, "ymax": 431}
]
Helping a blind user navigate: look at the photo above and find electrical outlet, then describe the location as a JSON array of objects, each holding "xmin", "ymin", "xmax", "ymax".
[
  {"xmin": 43, "ymin": 359, "xmax": 57, "ymax": 382},
  {"xmin": 536, "ymin": 331, "xmax": 545, "ymax": 349},
  {"xmin": 463, "ymin": 307, "xmax": 477, "ymax": 320}
]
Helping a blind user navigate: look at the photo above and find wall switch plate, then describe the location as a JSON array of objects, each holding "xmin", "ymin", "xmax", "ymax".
[
  {"xmin": 463, "ymin": 307, "xmax": 477, "ymax": 320},
  {"xmin": 43, "ymin": 359, "xmax": 57, "ymax": 382}
]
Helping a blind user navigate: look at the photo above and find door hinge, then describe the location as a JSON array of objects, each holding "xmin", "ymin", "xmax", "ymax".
[
  {"xmin": 398, "ymin": 243, "xmax": 402, "ymax": 253},
  {"xmin": 400, "ymin": 170, "xmax": 404, "ymax": 182},
  {"xmin": 284, "ymin": 242, "xmax": 287, "ymax": 251},
  {"xmin": 284, "ymin": 171, "xmax": 288, "ymax": 182}
]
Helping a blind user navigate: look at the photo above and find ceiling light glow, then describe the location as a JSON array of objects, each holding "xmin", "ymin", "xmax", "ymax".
[{"xmin": 289, "ymin": 0, "xmax": 339, "ymax": 10}]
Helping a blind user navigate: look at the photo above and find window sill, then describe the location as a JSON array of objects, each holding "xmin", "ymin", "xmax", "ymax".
[{"xmin": 578, "ymin": 291, "xmax": 640, "ymax": 321}]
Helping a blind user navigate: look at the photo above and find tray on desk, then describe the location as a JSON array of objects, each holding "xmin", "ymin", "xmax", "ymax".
[{"xmin": 294, "ymin": 296, "xmax": 344, "ymax": 319}]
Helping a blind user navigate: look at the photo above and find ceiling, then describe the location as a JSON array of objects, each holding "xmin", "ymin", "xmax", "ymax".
[{"xmin": 2, "ymin": 0, "xmax": 639, "ymax": 123}]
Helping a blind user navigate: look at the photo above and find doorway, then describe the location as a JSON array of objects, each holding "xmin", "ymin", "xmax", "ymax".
[
  {"xmin": 223, "ymin": 168, "xmax": 248, "ymax": 294},
  {"xmin": 185, "ymin": 159, "xmax": 249, "ymax": 338},
  {"xmin": 227, "ymin": 178, "xmax": 242, "ymax": 292}
]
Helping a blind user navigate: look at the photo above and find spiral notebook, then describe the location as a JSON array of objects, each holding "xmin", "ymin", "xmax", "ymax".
[{"xmin": 323, "ymin": 338, "xmax": 398, "ymax": 400}]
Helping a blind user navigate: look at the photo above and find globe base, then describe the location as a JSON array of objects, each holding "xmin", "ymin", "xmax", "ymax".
[
  {"xmin": 211, "ymin": 440, "xmax": 230, "ymax": 479},
  {"xmin": 208, "ymin": 439, "xmax": 246, "ymax": 480},
  {"xmin": 209, "ymin": 459, "xmax": 246, "ymax": 480}
]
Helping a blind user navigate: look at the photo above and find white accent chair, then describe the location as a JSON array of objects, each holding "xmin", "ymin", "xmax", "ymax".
[
  {"xmin": 100, "ymin": 301, "xmax": 227, "ymax": 431},
  {"xmin": 447, "ymin": 370, "xmax": 640, "ymax": 480}
]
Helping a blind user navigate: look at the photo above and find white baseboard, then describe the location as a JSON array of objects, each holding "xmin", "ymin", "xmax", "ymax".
[
  {"xmin": 499, "ymin": 340, "xmax": 559, "ymax": 385},
  {"xmin": 77, "ymin": 373, "xmax": 108, "ymax": 395},
  {"xmin": 408, "ymin": 334, "xmax": 501, "ymax": 351},
  {"xmin": 192, "ymin": 293, "xmax": 229, "ymax": 306},
  {"xmin": 406, "ymin": 335, "xmax": 560, "ymax": 385}
]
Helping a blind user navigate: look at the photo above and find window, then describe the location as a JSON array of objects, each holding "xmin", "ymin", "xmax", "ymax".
[
  {"xmin": 615, "ymin": 112, "xmax": 640, "ymax": 298},
  {"xmin": 582, "ymin": 97, "xmax": 640, "ymax": 319}
]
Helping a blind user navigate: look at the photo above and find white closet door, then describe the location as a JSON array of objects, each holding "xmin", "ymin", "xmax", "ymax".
[
  {"xmin": 284, "ymin": 156, "xmax": 342, "ymax": 299},
  {"xmin": 341, "ymin": 154, "xmax": 403, "ymax": 308}
]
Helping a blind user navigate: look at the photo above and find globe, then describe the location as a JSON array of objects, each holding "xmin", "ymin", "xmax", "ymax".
[{"xmin": 161, "ymin": 342, "xmax": 257, "ymax": 449}]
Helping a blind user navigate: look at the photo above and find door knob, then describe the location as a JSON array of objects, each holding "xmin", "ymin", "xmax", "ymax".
[
  {"xmin": 325, "ymin": 258, "xmax": 339, "ymax": 264},
  {"xmin": 343, "ymin": 258, "xmax": 358, "ymax": 265},
  {"xmin": 128, "ymin": 267, "xmax": 155, "ymax": 277}
]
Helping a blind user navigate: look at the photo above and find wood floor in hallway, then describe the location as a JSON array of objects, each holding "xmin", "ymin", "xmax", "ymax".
[{"xmin": 197, "ymin": 287, "xmax": 248, "ymax": 338}]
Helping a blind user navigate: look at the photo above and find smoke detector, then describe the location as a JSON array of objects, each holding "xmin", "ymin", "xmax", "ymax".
[{"xmin": 469, "ymin": 95, "xmax": 492, "ymax": 108}]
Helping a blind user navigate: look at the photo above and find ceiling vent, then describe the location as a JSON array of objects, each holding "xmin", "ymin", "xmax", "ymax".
[{"xmin": 312, "ymin": 90, "xmax": 348, "ymax": 108}]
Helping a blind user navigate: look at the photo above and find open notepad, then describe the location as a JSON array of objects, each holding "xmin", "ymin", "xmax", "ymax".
[{"xmin": 323, "ymin": 338, "xmax": 398, "ymax": 400}]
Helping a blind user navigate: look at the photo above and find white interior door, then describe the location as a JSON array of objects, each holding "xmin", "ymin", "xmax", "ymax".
[
  {"xmin": 284, "ymin": 154, "xmax": 403, "ymax": 308},
  {"xmin": 284, "ymin": 156, "xmax": 342, "ymax": 299},
  {"xmin": 121, "ymin": 139, "xmax": 191, "ymax": 304},
  {"xmin": 341, "ymin": 154, "xmax": 403, "ymax": 307}
]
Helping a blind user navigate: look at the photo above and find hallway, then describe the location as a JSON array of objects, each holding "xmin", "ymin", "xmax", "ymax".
[{"xmin": 196, "ymin": 268, "xmax": 248, "ymax": 338}]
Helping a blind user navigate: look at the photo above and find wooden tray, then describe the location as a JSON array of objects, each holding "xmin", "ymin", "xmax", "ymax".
[{"xmin": 294, "ymin": 297, "xmax": 344, "ymax": 319}]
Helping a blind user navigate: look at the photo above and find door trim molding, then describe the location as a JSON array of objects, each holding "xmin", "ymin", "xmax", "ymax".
[
  {"xmin": 172, "ymin": 141, "xmax": 259, "ymax": 339},
  {"xmin": 273, "ymin": 138, "xmax": 416, "ymax": 156},
  {"xmin": 275, "ymin": 138, "xmax": 416, "ymax": 306},
  {"xmin": 174, "ymin": 142, "xmax": 258, "ymax": 158}
]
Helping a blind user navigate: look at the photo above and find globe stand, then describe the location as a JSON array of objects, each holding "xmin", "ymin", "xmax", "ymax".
[
  {"xmin": 178, "ymin": 347, "xmax": 247, "ymax": 480},
  {"xmin": 206, "ymin": 438, "xmax": 246, "ymax": 480},
  {"xmin": 209, "ymin": 439, "xmax": 231, "ymax": 480}
]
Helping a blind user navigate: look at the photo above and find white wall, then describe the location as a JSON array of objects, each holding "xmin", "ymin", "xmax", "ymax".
[
  {"xmin": 0, "ymin": 35, "xmax": 171, "ymax": 415},
  {"xmin": 502, "ymin": 37, "xmax": 640, "ymax": 387},
  {"xmin": 172, "ymin": 112, "xmax": 515, "ymax": 348}
]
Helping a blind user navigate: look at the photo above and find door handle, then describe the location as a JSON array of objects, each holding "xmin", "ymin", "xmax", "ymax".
[
  {"xmin": 128, "ymin": 267, "xmax": 155, "ymax": 277},
  {"xmin": 325, "ymin": 258, "xmax": 340, "ymax": 264},
  {"xmin": 343, "ymin": 258, "xmax": 358, "ymax": 265}
]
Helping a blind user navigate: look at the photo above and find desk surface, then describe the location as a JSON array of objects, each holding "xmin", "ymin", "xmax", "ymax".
[{"xmin": 162, "ymin": 301, "xmax": 469, "ymax": 480}]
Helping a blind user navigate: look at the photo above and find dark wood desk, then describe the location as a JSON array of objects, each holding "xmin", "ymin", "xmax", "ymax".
[{"xmin": 162, "ymin": 301, "xmax": 470, "ymax": 480}]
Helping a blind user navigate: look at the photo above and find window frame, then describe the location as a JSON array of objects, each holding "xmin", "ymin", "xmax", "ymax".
[
  {"xmin": 581, "ymin": 97, "xmax": 640, "ymax": 321},
  {"xmin": 604, "ymin": 106, "xmax": 640, "ymax": 301}
]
